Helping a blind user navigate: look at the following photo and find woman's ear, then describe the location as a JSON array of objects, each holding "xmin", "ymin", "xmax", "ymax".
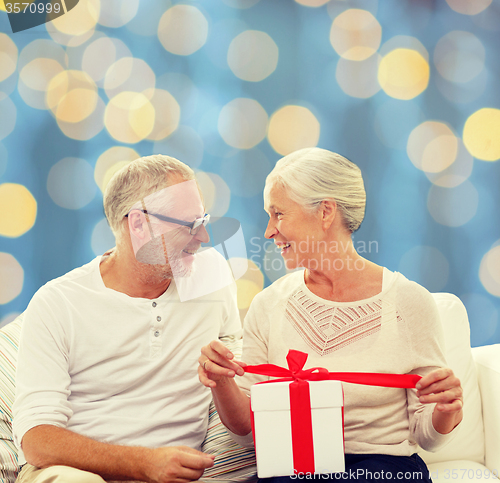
[{"xmin": 321, "ymin": 200, "xmax": 337, "ymax": 230}]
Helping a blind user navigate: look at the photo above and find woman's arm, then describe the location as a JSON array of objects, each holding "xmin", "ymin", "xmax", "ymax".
[
  {"xmin": 416, "ymin": 367, "xmax": 463, "ymax": 434},
  {"xmin": 199, "ymin": 340, "xmax": 252, "ymax": 436}
]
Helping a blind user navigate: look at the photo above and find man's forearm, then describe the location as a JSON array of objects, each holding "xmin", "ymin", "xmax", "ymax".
[{"xmin": 22, "ymin": 425, "xmax": 152, "ymax": 481}]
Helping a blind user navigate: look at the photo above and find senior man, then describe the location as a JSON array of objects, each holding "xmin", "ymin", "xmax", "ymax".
[{"xmin": 13, "ymin": 155, "xmax": 241, "ymax": 483}]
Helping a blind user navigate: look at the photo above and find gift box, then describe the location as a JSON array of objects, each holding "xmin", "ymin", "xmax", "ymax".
[
  {"xmin": 251, "ymin": 379, "xmax": 344, "ymax": 478},
  {"xmin": 245, "ymin": 350, "xmax": 422, "ymax": 479}
]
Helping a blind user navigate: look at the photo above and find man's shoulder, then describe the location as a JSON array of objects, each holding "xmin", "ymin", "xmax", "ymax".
[{"xmin": 36, "ymin": 256, "xmax": 101, "ymax": 297}]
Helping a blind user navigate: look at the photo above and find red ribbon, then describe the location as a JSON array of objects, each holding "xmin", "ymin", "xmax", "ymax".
[{"xmin": 246, "ymin": 350, "xmax": 422, "ymax": 475}]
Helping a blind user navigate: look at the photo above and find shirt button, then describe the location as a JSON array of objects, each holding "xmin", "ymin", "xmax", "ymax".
[
  {"xmin": 156, "ymin": 316, "xmax": 161, "ymax": 321},
  {"xmin": 152, "ymin": 302, "xmax": 157, "ymax": 307},
  {"xmin": 154, "ymin": 330, "xmax": 160, "ymax": 337}
]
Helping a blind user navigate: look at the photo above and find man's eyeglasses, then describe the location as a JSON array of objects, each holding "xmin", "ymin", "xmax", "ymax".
[{"xmin": 126, "ymin": 210, "xmax": 210, "ymax": 235}]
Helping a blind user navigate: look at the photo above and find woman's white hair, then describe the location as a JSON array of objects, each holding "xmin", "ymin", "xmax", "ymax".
[
  {"xmin": 103, "ymin": 154, "xmax": 195, "ymax": 237},
  {"xmin": 264, "ymin": 147, "xmax": 366, "ymax": 233}
]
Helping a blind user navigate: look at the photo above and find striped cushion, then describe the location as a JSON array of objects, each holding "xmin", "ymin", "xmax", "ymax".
[
  {"xmin": 202, "ymin": 402, "xmax": 256, "ymax": 480},
  {"xmin": 0, "ymin": 315, "xmax": 22, "ymax": 483}
]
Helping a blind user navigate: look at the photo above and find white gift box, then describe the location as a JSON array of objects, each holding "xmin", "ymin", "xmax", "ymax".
[{"xmin": 251, "ymin": 379, "xmax": 345, "ymax": 478}]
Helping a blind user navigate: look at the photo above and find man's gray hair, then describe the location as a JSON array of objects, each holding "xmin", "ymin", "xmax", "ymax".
[
  {"xmin": 103, "ymin": 154, "xmax": 195, "ymax": 237},
  {"xmin": 264, "ymin": 147, "xmax": 366, "ymax": 233}
]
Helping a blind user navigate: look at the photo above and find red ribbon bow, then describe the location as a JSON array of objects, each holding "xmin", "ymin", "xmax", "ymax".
[
  {"xmin": 246, "ymin": 350, "xmax": 421, "ymax": 475},
  {"xmin": 245, "ymin": 349, "xmax": 422, "ymax": 388}
]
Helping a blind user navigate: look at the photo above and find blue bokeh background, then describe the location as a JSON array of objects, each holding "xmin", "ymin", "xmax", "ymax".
[{"xmin": 0, "ymin": 0, "xmax": 499, "ymax": 347}]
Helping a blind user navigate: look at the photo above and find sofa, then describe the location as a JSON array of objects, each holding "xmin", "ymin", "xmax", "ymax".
[{"xmin": 0, "ymin": 292, "xmax": 499, "ymax": 482}]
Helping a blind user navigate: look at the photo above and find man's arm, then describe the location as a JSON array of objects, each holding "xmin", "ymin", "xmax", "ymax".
[{"xmin": 22, "ymin": 425, "xmax": 215, "ymax": 483}]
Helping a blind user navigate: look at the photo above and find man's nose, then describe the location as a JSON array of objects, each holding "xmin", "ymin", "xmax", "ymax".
[{"xmin": 194, "ymin": 224, "xmax": 210, "ymax": 243}]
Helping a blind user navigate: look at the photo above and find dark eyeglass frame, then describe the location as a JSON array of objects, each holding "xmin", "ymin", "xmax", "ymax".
[{"xmin": 126, "ymin": 210, "xmax": 210, "ymax": 235}]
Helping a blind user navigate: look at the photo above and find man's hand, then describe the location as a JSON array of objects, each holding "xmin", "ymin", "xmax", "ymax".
[
  {"xmin": 145, "ymin": 446, "xmax": 214, "ymax": 483},
  {"xmin": 416, "ymin": 367, "xmax": 463, "ymax": 434}
]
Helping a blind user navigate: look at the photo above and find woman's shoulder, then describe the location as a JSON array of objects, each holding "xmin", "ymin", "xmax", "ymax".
[
  {"xmin": 250, "ymin": 269, "xmax": 304, "ymax": 308},
  {"xmin": 387, "ymin": 271, "xmax": 439, "ymax": 321}
]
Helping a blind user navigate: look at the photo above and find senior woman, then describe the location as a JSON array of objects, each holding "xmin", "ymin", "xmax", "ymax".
[{"xmin": 199, "ymin": 148, "xmax": 463, "ymax": 482}]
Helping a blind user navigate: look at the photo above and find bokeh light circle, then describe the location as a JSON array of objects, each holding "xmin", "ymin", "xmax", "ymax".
[
  {"xmin": 227, "ymin": 30, "xmax": 279, "ymax": 82},
  {"xmin": 104, "ymin": 92, "xmax": 155, "ymax": 144},
  {"xmin": 434, "ymin": 31, "xmax": 485, "ymax": 84},
  {"xmin": 47, "ymin": 158, "xmax": 97, "ymax": 210},
  {"xmin": 82, "ymin": 37, "xmax": 132, "ymax": 86},
  {"xmin": 0, "ymin": 95, "xmax": 16, "ymax": 141},
  {"xmin": 336, "ymin": 54, "xmax": 381, "ymax": 98},
  {"xmin": 445, "ymin": 0, "xmax": 492, "ymax": 15},
  {"xmin": 378, "ymin": 48, "xmax": 429, "ymax": 100},
  {"xmin": 196, "ymin": 172, "xmax": 231, "ymax": 218},
  {"xmin": 424, "ymin": 139, "xmax": 473, "ymax": 188},
  {"xmin": 268, "ymin": 105, "xmax": 320, "ymax": 156},
  {"xmin": 98, "ymin": 0, "xmax": 139, "ymax": 28},
  {"xmin": 479, "ymin": 244, "xmax": 500, "ymax": 297},
  {"xmin": 20, "ymin": 58, "xmax": 64, "ymax": 93},
  {"xmin": 0, "ymin": 253, "xmax": 24, "ymax": 305},
  {"xmin": 18, "ymin": 39, "xmax": 67, "ymax": 71},
  {"xmin": 104, "ymin": 57, "xmax": 156, "ymax": 100},
  {"xmin": 398, "ymin": 245, "xmax": 449, "ymax": 292},
  {"xmin": 0, "ymin": 34, "xmax": 18, "ymax": 83},
  {"xmin": 407, "ymin": 121, "xmax": 458, "ymax": 173},
  {"xmin": 427, "ymin": 181, "xmax": 478, "ymax": 227},
  {"xmin": 145, "ymin": 89, "xmax": 181, "ymax": 141},
  {"xmin": 56, "ymin": 96, "xmax": 105, "ymax": 141},
  {"xmin": 17, "ymin": 40, "xmax": 67, "ymax": 110},
  {"xmin": 0, "ymin": 183, "xmax": 37, "ymax": 238},
  {"xmin": 330, "ymin": 9, "xmax": 382, "ymax": 61},
  {"xmin": 158, "ymin": 5, "xmax": 209, "ymax": 56},
  {"xmin": 95, "ymin": 146, "xmax": 139, "ymax": 193},
  {"xmin": 48, "ymin": 0, "xmax": 100, "ymax": 47},
  {"xmin": 296, "ymin": 0, "xmax": 330, "ymax": 6},
  {"xmin": 19, "ymin": 59, "xmax": 65, "ymax": 110},
  {"xmin": 463, "ymin": 108, "xmax": 500, "ymax": 161},
  {"xmin": 46, "ymin": 70, "xmax": 98, "ymax": 123},
  {"xmin": 218, "ymin": 98, "xmax": 268, "ymax": 149},
  {"xmin": 231, "ymin": 257, "xmax": 264, "ymax": 320}
]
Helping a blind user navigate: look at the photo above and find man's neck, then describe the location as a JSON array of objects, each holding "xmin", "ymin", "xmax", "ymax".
[{"xmin": 100, "ymin": 247, "xmax": 172, "ymax": 299}]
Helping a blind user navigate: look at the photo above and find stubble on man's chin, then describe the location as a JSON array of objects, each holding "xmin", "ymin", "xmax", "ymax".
[
  {"xmin": 138, "ymin": 256, "xmax": 193, "ymax": 285},
  {"xmin": 134, "ymin": 236, "xmax": 194, "ymax": 284}
]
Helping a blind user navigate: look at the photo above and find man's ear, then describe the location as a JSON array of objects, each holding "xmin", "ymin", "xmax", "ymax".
[
  {"xmin": 321, "ymin": 199, "xmax": 337, "ymax": 230},
  {"xmin": 127, "ymin": 210, "xmax": 149, "ymax": 240}
]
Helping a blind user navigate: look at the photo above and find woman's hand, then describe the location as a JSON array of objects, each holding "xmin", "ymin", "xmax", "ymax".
[
  {"xmin": 198, "ymin": 340, "xmax": 247, "ymax": 388},
  {"xmin": 416, "ymin": 367, "xmax": 463, "ymax": 434}
]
